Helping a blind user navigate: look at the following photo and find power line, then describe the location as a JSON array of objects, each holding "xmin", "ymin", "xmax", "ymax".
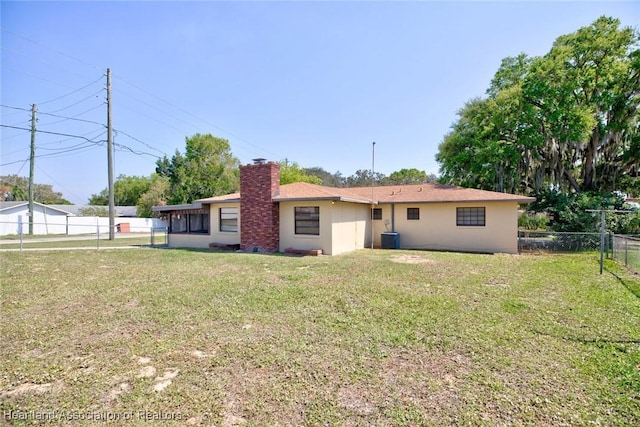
[
  {"xmin": 38, "ymin": 139, "xmax": 100, "ymax": 152},
  {"xmin": 48, "ymin": 89, "xmax": 104, "ymax": 114},
  {"xmin": 37, "ymin": 107, "xmax": 105, "ymax": 127},
  {"xmin": 37, "ymin": 144, "xmax": 103, "ymax": 159},
  {"xmin": 1, "ymin": 124, "xmax": 105, "ymax": 143},
  {"xmin": 114, "ymin": 74, "xmax": 283, "ymax": 159},
  {"xmin": 0, "ymin": 157, "xmax": 30, "ymax": 168},
  {"xmin": 1, "ymin": 103, "xmax": 104, "ymax": 126},
  {"xmin": 113, "ymin": 128, "xmax": 164, "ymax": 155},
  {"xmin": 1, "ymin": 104, "xmax": 31, "ymax": 112},
  {"xmin": 0, "ymin": 27, "xmax": 104, "ymax": 73},
  {"xmin": 38, "ymin": 74, "xmax": 104, "ymax": 105},
  {"xmin": 1, "ymin": 65, "xmax": 102, "ymax": 95},
  {"xmin": 35, "ymin": 165, "xmax": 87, "ymax": 203}
]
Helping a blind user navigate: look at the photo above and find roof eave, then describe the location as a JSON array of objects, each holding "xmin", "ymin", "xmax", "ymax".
[
  {"xmin": 152, "ymin": 202, "xmax": 203, "ymax": 212},
  {"xmin": 273, "ymin": 196, "xmax": 373, "ymax": 204}
]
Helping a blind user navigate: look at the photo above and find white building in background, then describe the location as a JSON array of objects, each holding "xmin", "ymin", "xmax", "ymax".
[{"xmin": 0, "ymin": 201, "xmax": 166, "ymax": 236}]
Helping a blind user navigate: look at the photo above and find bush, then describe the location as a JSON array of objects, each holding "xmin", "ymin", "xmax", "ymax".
[
  {"xmin": 518, "ymin": 213, "xmax": 549, "ymax": 230},
  {"xmin": 527, "ymin": 190, "xmax": 633, "ymax": 233}
]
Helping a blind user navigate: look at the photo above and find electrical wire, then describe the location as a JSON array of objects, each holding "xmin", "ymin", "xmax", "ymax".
[
  {"xmin": 115, "ymin": 75, "xmax": 282, "ymax": 159},
  {"xmin": 37, "ymin": 106, "xmax": 105, "ymax": 127},
  {"xmin": 38, "ymin": 74, "xmax": 105, "ymax": 105},
  {"xmin": 1, "ymin": 27, "xmax": 104, "ymax": 73},
  {"xmin": 0, "ymin": 157, "xmax": 30, "ymax": 168},
  {"xmin": 37, "ymin": 144, "xmax": 103, "ymax": 159},
  {"xmin": 48, "ymin": 89, "xmax": 104, "ymax": 114},
  {"xmin": 35, "ymin": 165, "xmax": 87, "ymax": 203},
  {"xmin": 1, "ymin": 124, "xmax": 105, "ymax": 143},
  {"xmin": 1, "ymin": 65, "xmax": 102, "ymax": 94},
  {"xmin": 112, "ymin": 128, "xmax": 164, "ymax": 155}
]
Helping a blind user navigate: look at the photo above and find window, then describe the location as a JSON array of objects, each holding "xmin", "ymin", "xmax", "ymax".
[
  {"xmin": 170, "ymin": 214, "xmax": 187, "ymax": 233},
  {"xmin": 169, "ymin": 212, "xmax": 209, "ymax": 233},
  {"xmin": 295, "ymin": 206, "xmax": 320, "ymax": 235},
  {"xmin": 371, "ymin": 208, "xmax": 382, "ymax": 220},
  {"xmin": 220, "ymin": 207, "xmax": 238, "ymax": 232},
  {"xmin": 189, "ymin": 214, "xmax": 209, "ymax": 233},
  {"xmin": 407, "ymin": 207, "xmax": 420, "ymax": 220},
  {"xmin": 457, "ymin": 207, "xmax": 486, "ymax": 226}
]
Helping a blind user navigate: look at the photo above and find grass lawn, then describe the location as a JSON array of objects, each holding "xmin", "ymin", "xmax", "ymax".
[
  {"xmin": 0, "ymin": 235, "xmax": 163, "ymax": 250},
  {"xmin": 1, "ymin": 249, "xmax": 639, "ymax": 426}
]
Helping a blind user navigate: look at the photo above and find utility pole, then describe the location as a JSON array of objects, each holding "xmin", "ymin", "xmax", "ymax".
[
  {"xmin": 28, "ymin": 104, "xmax": 37, "ymax": 235},
  {"xmin": 370, "ymin": 141, "xmax": 376, "ymax": 250},
  {"xmin": 107, "ymin": 68, "xmax": 115, "ymax": 240}
]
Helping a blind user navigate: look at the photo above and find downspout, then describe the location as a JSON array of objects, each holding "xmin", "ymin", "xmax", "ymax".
[{"xmin": 391, "ymin": 204, "xmax": 395, "ymax": 232}]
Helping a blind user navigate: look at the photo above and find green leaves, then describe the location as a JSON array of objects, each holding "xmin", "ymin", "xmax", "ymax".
[
  {"xmin": 155, "ymin": 134, "xmax": 240, "ymax": 205},
  {"xmin": 437, "ymin": 16, "xmax": 640, "ymax": 196}
]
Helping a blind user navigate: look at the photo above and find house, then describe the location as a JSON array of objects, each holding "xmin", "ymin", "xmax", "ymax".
[
  {"xmin": 0, "ymin": 201, "xmax": 72, "ymax": 235},
  {"xmin": 152, "ymin": 160, "xmax": 535, "ymax": 255}
]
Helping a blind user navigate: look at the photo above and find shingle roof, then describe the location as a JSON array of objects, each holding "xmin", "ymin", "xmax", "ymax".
[
  {"xmin": 345, "ymin": 183, "xmax": 535, "ymax": 204},
  {"xmin": 195, "ymin": 182, "xmax": 534, "ymax": 205}
]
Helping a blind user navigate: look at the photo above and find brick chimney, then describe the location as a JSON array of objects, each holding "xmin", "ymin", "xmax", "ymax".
[{"xmin": 239, "ymin": 159, "xmax": 280, "ymax": 252}]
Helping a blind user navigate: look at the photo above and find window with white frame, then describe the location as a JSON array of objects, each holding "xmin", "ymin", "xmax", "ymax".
[{"xmin": 220, "ymin": 207, "xmax": 238, "ymax": 232}]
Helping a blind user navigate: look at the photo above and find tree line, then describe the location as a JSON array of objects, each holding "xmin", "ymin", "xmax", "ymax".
[{"xmin": 1, "ymin": 133, "xmax": 436, "ymax": 217}]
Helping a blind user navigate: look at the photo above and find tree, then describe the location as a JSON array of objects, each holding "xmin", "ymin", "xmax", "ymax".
[
  {"xmin": 136, "ymin": 175, "xmax": 170, "ymax": 218},
  {"xmin": 279, "ymin": 160, "xmax": 323, "ymax": 185},
  {"xmin": 88, "ymin": 174, "xmax": 154, "ymax": 206},
  {"xmin": 78, "ymin": 206, "xmax": 109, "ymax": 216},
  {"xmin": 156, "ymin": 133, "xmax": 240, "ymax": 205},
  {"xmin": 522, "ymin": 16, "xmax": 640, "ymax": 193},
  {"xmin": 302, "ymin": 167, "xmax": 345, "ymax": 187},
  {"xmin": 436, "ymin": 16, "xmax": 640, "ymax": 195},
  {"xmin": 0, "ymin": 175, "xmax": 70, "ymax": 204},
  {"xmin": 387, "ymin": 169, "xmax": 435, "ymax": 185},
  {"xmin": 344, "ymin": 169, "xmax": 386, "ymax": 187}
]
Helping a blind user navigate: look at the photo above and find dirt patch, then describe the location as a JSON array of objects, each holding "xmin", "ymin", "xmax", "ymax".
[
  {"xmin": 153, "ymin": 368, "xmax": 179, "ymax": 392},
  {"xmin": 337, "ymin": 385, "xmax": 376, "ymax": 415},
  {"xmin": 390, "ymin": 254, "xmax": 436, "ymax": 264},
  {"xmin": 103, "ymin": 382, "xmax": 132, "ymax": 402},
  {"xmin": 137, "ymin": 365, "xmax": 157, "ymax": 378},
  {"xmin": 1, "ymin": 380, "xmax": 64, "ymax": 398},
  {"xmin": 378, "ymin": 349, "xmax": 473, "ymax": 417}
]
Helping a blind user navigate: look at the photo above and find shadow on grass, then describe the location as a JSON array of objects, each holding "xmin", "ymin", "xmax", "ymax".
[{"xmin": 605, "ymin": 265, "xmax": 640, "ymax": 300}]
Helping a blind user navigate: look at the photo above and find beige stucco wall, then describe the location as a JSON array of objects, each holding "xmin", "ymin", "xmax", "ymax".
[
  {"xmin": 167, "ymin": 202, "xmax": 241, "ymax": 249},
  {"xmin": 330, "ymin": 202, "xmax": 370, "ymax": 255},
  {"xmin": 279, "ymin": 200, "xmax": 370, "ymax": 256},
  {"xmin": 167, "ymin": 232, "xmax": 212, "ymax": 249},
  {"xmin": 375, "ymin": 201, "xmax": 520, "ymax": 254},
  {"xmin": 208, "ymin": 202, "xmax": 241, "ymax": 245}
]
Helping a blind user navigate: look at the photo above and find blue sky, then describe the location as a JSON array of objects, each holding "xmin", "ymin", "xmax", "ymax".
[{"xmin": 1, "ymin": 1, "xmax": 638, "ymax": 204}]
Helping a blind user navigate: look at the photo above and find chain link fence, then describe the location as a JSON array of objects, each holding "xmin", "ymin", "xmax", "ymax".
[
  {"xmin": 611, "ymin": 234, "xmax": 640, "ymax": 273},
  {"xmin": 0, "ymin": 220, "xmax": 168, "ymax": 251},
  {"xmin": 518, "ymin": 231, "xmax": 602, "ymax": 253},
  {"xmin": 519, "ymin": 230, "xmax": 639, "ymax": 273}
]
